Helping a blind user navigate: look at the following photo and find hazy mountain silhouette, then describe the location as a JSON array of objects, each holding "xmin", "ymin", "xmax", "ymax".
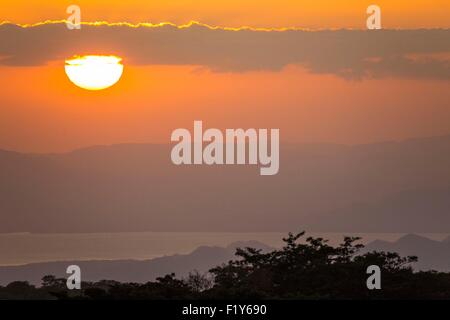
[
  {"xmin": 365, "ymin": 234, "xmax": 450, "ymax": 271},
  {"xmin": 0, "ymin": 241, "xmax": 273, "ymax": 286},
  {"xmin": 2, "ymin": 234, "xmax": 450, "ymax": 286},
  {"xmin": 306, "ymin": 187, "xmax": 450, "ymax": 232},
  {"xmin": 0, "ymin": 135, "xmax": 450, "ymax": 233}
]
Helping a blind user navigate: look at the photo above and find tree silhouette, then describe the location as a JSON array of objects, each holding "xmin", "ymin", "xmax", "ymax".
[{"xmin": 1, "ymin": 231, "xmax": 450, "ymax": 299}]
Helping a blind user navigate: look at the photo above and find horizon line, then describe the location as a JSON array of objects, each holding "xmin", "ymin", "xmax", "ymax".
[{"xmin": 1, "ymin": 133, "xmax": 450, "ymax": 156}]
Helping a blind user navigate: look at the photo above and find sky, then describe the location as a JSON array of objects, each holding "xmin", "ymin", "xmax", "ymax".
[
  {"xmin": 0, "ymin": 1, "xmax": 449, "ymax": 152},
  {"xmin": 2, "ymin": 0, "xmax": 450, "ymax": 28}
]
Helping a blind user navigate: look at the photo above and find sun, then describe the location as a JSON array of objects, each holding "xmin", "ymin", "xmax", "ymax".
[{"xmin": 65, "ymin": 55, "xmax": 124, "ymax": 91}]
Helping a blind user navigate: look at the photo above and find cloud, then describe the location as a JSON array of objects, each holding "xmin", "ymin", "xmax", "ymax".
[{"xmin": 0, "ymin": 21, "xmax": 449, "ymax": 80}]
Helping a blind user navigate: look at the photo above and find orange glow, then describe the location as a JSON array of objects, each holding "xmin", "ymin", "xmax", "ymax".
[
  {"xmin": 0, "ymin": 64, "xmax": 449, "ymax": 153},
  {"xmin": 0, "ymin": 1, "xmax": 449, "ymax": 153}
]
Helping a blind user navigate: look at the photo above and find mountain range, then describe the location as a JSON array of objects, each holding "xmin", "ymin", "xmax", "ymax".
[
  {"xmin": 1, "ymin": 234, "xmax": 449, "ymax": 286},
  {"xmin": 364, "ymin": 234, "xmax": 450, "ymax": 271},
  {"xmin": 0, "ymin": 135, "xmax": 450, "ymax": 233},
  {"xmin": 0, "ymin": 241, "xmax": 273, "ymax": 286}
]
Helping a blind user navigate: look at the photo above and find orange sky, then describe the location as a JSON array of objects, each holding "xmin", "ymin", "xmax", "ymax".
[
  {"xmin": 1, "ymin": 63, "xmax": 449, "ymax": 152},
  {"xmin": 2, "ymin": 0, "xmax": 450, "ymax": 29},
  {"xmin": 0, "ymin": 2, "xmax": 449, "ymax": 152}
]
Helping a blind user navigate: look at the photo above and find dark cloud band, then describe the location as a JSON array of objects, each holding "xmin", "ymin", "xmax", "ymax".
[{"xmin": 0, "ymin": 22, "xmax": 449, "ymax": 80}]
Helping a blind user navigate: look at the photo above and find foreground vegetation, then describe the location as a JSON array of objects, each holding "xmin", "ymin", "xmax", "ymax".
[{"xmin": 2, "ymin": 232, "xmax": 450, "ymax": 300}]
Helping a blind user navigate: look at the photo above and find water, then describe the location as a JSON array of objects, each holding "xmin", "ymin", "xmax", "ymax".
[{"xmin": 0, "ymin": 232, "xmax": 448, "ymax": 266}]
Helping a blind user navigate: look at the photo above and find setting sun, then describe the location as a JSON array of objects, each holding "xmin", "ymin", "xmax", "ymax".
[{"xmin": 65, "ymin": 55, "xmax": 124, "ymax": 91}]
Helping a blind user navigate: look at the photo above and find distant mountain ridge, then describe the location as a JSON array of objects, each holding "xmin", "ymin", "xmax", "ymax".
[
  {"xmin": 365, "ymin": 234, "xmax": 450, "ymax": 271},
  {"xmin": 1, "ymin": 234, "xmax": 450, "ymax": 286},
  {"xmin": 0, "ymin": 241, "xmax": 274, "ymax": 286},
  {"xmin": 0, "ymin": 135, "xmax": 450, "ymax": 233}
]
